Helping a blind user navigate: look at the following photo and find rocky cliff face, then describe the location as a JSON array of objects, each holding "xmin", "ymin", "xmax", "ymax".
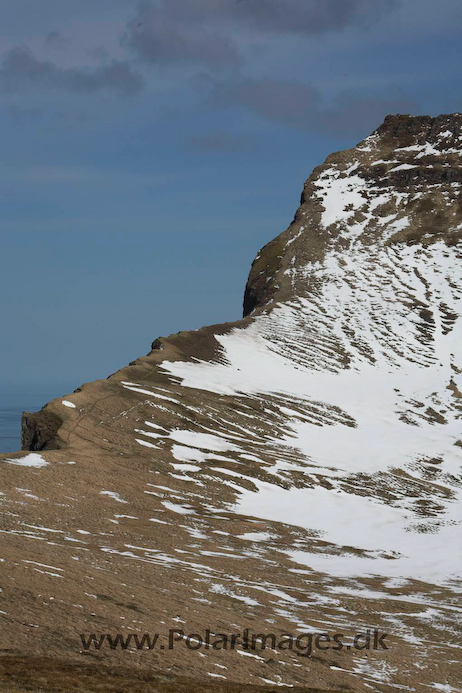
[
  {"xmin": 2, "ymin": 114, "xmax": 462, "ymax": 693},
  {"xmin": 244, "ymin": 113, "xmax": 462, "ymax": 316}
]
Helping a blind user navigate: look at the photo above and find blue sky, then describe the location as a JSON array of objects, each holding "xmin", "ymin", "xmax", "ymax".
[{"xmin": 0, "ymin": 0, "xmax": 461, "ymax": 394}]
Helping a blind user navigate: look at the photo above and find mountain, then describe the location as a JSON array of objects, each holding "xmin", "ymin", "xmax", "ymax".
[{"xmin": 1, "ymin": 114, "xmax": 461, "ymax": 693}]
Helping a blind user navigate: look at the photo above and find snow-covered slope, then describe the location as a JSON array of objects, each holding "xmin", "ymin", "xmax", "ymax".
[
  {"xmin": 164, "ymin": 114, "xmax": 462, "ymax": 589},
  {"xmin": 2, "ymin": 114, "xmax": 462, "ymax": 692},
  {"xmin": 163, "ymin": 245, "xmax": 462, "ymax": 585}
]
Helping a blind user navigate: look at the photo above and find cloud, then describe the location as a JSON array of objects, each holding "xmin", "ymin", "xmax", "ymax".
[
  {"xmin": 212, "ymin": 79, "xmax": 321, "ymax": 129},
  {"xmin": 314, "ymin": 90, "xmax": 420, "ymax": 136},
  {"xmin": 123, "ymin": 0, "xmax": 399, "ymax": 69},
  {"xmin": 123, "ymin": 2, "xmax": 240, "ymax": 69},
  {"xmin": 189, "ymin": 130, "xmax": 254, "ymax": 153},
  {"xmin": 232, "ymin": 0, "xmax": 400, "ymax": 35},
  {"xmin": 0, "ymin": 46, "xmax": 144, "ymax": 95},
  {"xmin": 210, "ymin": 77, "xmax": 419, "ymax": 136},
  {"xmin": 44, "ymin": 31, "xmax": 71, "ymax": 50}
]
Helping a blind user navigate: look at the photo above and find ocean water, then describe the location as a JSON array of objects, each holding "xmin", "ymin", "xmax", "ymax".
[{"xmin": 0, "ymin": 394, "xmax": 57, "ymax": 454}]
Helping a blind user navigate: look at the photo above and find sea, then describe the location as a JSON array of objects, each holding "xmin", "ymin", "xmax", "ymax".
[{"xmin": 0, "ymin": 393, "xmax": 58, "ymax": 454}]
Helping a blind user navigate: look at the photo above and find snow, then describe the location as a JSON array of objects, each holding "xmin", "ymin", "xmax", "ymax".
[
  {"xmin": 169, "ymin": 430, "xmax": 241, "ymax": 453},
  {"xmin": 4, "ymin": 453, "xmax": 48, "ymax": 468},
  {"xmin": 214, "ymin": 467, "xmax": 249, "ymax": 478},
  {"xmin": 285, "ymin": 226, "xmax": 305, "ymax": 247},
  {"xmin": 237, "ymin": 480, "xmax": 462, "ymax": 583},
  {"xmin": 100, "ymin": 491, "xmax": 128, "ymax": 504},
  {"xmin": 160, "ymin": 237, "xmax": 462, "ymax": 589},
  {"xmin": 209, "ymin": 583, "xmax": 260, "ymax": 606},
  {"xmin": 397, "ymin": 143, "xmax": 441, "ymax": 157},
  {"xmin": 23, "ymin": 560, "xmax": 64, "ymax": 572},
  {"xmin": 162, "ymin": 501, "xmax": 195, "ymax": 515},
  {"xmin": 171, "ymin": 445, "xmax": 209, "ymax": 463},
  {"xmin": 259, "ymin": 678, "xmax": 293, "ymax": 687},
  {"xmin": 135, "ymin": 428, "xmax": 164, "ymax": 439},
  {"xmin": 390, "ymin": 163, "xmax": 417, "ymax": 171},
  {"xmin": 171, "ymin": 462, "xmax": 202, "ymax": 472},
  {"xmin": 357, "ymin": 132, "xmax": 379, "ymax": 152},
  {"xmin": 315, "ymin": 171, "xmax": 366, "ymax": 228},
  {"xmin": 238, "ymin": 532, "xmax": 273, "ymax": 542},
  {"xmin": 62, "ymin": 400, "xmax": 76, "ymax": 408},
  {"xmin": 136, "ymin": 438, "xmax": 158, "ymax": 449},
  {"xmin": 122, "ymin": 382, "xmax": 178, "ymax": 403},
  {"xmin": 144, "ymin": 421, "xmax": 165, "ymax": 430}
]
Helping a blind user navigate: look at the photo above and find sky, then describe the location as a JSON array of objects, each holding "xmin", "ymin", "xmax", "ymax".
[{"xmin": 0, "ymin": 0, "xmax": 461, "ymax": 395}]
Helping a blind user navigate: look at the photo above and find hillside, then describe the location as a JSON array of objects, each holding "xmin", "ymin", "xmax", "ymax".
[{"xmin": 1, "ymin": 114, "xmax": 461, "ymax": 692}]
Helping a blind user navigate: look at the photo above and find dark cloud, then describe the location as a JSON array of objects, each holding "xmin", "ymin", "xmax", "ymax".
[
  {"xmin": 124, "ymin": 0, "xmax": 399, "ymax": 68},
  {"xmin": 212, "ymin": 79, "xmax": 320, "ymax": 129},
  {"xmin": 230, "ymin": 0, "xmax": 400, "ymax": 35},
  {"xmin": 123, "ymin": 2, "xmax": 240, "ymax": 69},
  {"xmin": 44, "ymin": 30, "xmax": 70, "ymax": 49},
  {"xmin": 0, "ymin": 47, "xmax": 144, "ymax": 95},
  {"xmin": 189, "ymin": 130, "xmax": 254, "ymax": 153},
  {"xmin": 210, "ymin": 77, "xmax": 419, "ymax": 136},
  {"xmin": 314, "ymin": 90, "xmax": 420, "ymax": 136}
]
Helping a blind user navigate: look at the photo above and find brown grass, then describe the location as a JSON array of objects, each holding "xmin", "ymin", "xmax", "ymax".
[{"xmin": 0, "ymin": 656, "xmax": 342, "ymax": 693}]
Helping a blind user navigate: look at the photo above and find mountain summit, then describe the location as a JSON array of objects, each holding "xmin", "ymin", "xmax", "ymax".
[
  {"xmin": 2, "ymin": 114, "xmax": 461, "ymax": 692},
  {"xmin": 244, "ymin": 113, "xmax": 462, "ymax": 316}
]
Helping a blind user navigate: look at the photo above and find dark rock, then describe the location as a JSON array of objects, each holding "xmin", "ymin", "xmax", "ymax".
[{"xmin": 21, "ymin": 410, "xmax": 63, "ymax": 451}]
